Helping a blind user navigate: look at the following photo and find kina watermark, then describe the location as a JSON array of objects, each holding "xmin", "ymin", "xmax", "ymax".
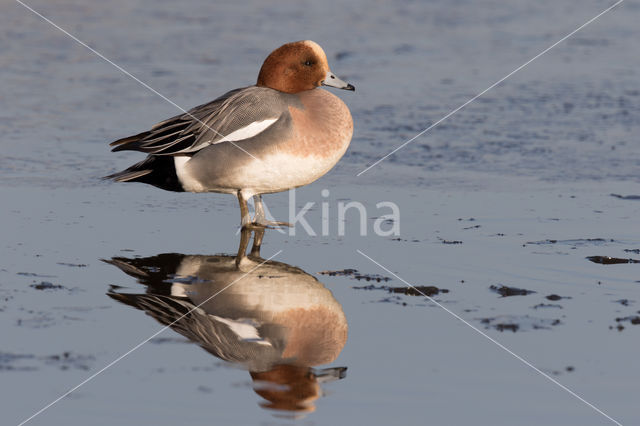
[{"xmin": 253, "ymin": 188, "xmax": 400, "ymax": 237}]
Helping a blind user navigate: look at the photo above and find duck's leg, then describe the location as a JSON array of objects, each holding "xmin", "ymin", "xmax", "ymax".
[
  {"xmin": 237, "ymin": 189, "xmax": 252, "ymax": 228},
  {"xmin": 250, "ymin": 227, "xmax": 265, "ymax": 257},
  {"xmin": 253, "ymin": 194, "xmax": 266, "ymax": 224},
  {"xmin": 235, "ymin": 227, "xmax": 252, "ymax": 267},
  {"xmin": 252, "ymin": 194, "xmax": 292, "ymax": 228}
]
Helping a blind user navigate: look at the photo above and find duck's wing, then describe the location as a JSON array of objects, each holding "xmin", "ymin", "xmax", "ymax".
[
  {"xmin": 108, "ymin": 291, "xmax": 285, "ymax": 369},
  {"xmin": 109, "ymin": 86, "xmax": 287, "ymax": 156}
]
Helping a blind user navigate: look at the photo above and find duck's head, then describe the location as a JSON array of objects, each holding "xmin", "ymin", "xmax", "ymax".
[{"xmin": 257, "ymin": 40, "xmax": 355, "ymax": 94}]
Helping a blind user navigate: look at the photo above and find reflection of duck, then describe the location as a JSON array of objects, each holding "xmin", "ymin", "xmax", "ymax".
[{"xmin": 105, "ymin": 229, "xmax": 348, "ymax": 415}]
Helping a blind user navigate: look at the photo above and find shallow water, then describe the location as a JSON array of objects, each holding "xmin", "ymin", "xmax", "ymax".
[{"xmin": 2, "ymin": 0, "xmax": 640, "ymax": 425}]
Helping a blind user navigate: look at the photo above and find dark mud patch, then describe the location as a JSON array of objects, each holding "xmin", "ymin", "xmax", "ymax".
[
  {"xmin": 493, "ymin": 323, "xmax": 519, "ymax": 332},
  {"xmin": 150, "ymin": 337, "xmax": 190, "ymax": 344},
  {"xmin": 0, "ymin": 352, "xmax": 37, "ymax": 371},
  {"xmin": 615, "ymin": 316, "xmax": 640, "ymax": 325},
  {"xmin": 42, "ymin": 352, "xmax": 94, "ymax": 371},
  {"xmin": 439, "ymin": 238, "xmax": 463, "ymax": 244},
  {"xmin": 624, "ymin": 249, "xmax": 640, "ymax": 254},
  {"xmin": 57, "ymin": 262, "xmax": 88, "ymax": 268},
  {"xmin": 16, "ymin": 310, "xmax": 55, "ymax": 328},
  {"xmin": 0, "ymin": 351, "xmax": 94, "ymax": 371},
  {"xmin": 546, "ymin": 294, "xmax": 571, "ymax": 301},
  {"xmin": 353, "ymin": 284, "xmax": 449, "ymax": 297},
  {"xmin": 549, "ymin": 366, "xmax": 576, "ymax": 376},
  {"xmin": 586, "ymin": 256, "xmax": 639, "ymax": 264},
  {"xmin": 30, "ymin": 281, "xmax": 65, "ymax": 290},
  {"xmin": 17, "ymin": 272, "xmax": 56, "ymax": 278},
  {"xmin": 353, "ymin": 284, "xmax": 450, "ymax": 307},
  {"xmin": 480, "ymin": 315, "xmax": 562, "ymax": 332},
  {"xmin": 610, "ymin": 193, "xmax": 640, "ymax": 200},
  {"xmin": 525, "ymin": 238, "xmax": 615, "ymax": 247},
  {"xmin": 197, "ymin": 385, "xmax": 214, "ymax": 394},
  {"xmin": 319, "ymin": 269, "xmax": 391, "ymax": 282},
  {"xmin": 532, "ymin": 303, "xmax": 563, "ymax": 309},
  {"xmin": 490, "ymin": 285, "xmax": 536, "ymax": 297}
]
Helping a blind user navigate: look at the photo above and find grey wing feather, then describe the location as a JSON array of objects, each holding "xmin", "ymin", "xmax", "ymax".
[
  {"xmin": 109, "ymin": 86, "xmax": 285, "ymax": 156},
  {"xmin": 108, "ymin": 292, "xmax": 284, "ymax": 370}
]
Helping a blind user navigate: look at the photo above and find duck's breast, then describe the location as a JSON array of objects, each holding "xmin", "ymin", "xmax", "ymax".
[{"xmin": 178, "ymin": 89, "xmax": 353, "ymax": 195}]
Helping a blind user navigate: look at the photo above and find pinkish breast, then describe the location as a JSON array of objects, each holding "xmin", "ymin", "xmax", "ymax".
[{"xmin": 284, "ymin": 89, "xmax": 353, "ymax": 159}]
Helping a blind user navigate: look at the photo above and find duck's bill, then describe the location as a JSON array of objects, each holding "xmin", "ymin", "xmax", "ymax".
[{"xmin": 322, "ymin": 71, "xmax": 355, "ymax": 91}]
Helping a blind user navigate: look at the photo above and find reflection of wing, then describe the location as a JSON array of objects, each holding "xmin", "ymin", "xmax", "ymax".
[{"xmin": 109, "ymin": 292, "xmax": 287, "ymax": 372}]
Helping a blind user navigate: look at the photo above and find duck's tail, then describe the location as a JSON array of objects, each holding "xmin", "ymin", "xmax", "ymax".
[{"xmin": 103, "ymin": 155, "xmax": 184, "ymax": 192}]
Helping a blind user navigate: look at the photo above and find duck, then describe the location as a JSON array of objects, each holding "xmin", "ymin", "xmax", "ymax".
[{"xmin": 105, "ymin": 40, "xmax": 354, "ymax": 228}]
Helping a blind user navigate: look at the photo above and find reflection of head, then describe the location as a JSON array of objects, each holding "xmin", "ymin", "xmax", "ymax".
[
  {"xmin": 251, "ymin": 364, "xmax": 347, "ymax": 414},
  {"xmin": 251, "ymin": 365, "xmax": 320, "ymax": 413},
  {"xmin": 246, "ymin": 304, "xmax": 348, "ymax": 416}
]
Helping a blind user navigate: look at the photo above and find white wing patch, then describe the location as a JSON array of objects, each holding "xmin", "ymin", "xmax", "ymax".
[
  {"xmin": 175, "ymin": 118, "xmax": 279, "ymax": 155},
  {"xmin": 213, "ymin": 316, "xmax": 272, "ymax": 346},
  {"xmin": 216, "ymin": 118, "xmax": 278, "ymax": 143}
]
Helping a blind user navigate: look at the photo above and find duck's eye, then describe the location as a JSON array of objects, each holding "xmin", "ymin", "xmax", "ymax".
[{"xmin": 303, "ymin": 60, "xmax": 313, "ymax": 66}]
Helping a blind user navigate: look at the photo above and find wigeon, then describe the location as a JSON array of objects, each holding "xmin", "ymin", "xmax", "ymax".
[{"xmin": 105, "ymin": 40, "xmax": 354, "ymax": 227}]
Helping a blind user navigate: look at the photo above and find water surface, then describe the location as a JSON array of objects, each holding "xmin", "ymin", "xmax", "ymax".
[{"xmin": 1, "ymin": 0, "xmax": 639, "ymax": 425}]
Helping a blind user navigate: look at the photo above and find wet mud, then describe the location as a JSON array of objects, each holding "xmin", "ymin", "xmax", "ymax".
[
  {"xmin": 0, "ymin": 351, "xmax": 94, "ymax": 372},
  {"xmin": 610, "ymin": 194, "xmax": 640, "ymax": 200},
  {"xmin": 531, "ymin": 303, "xmax": 563, "ymax": 310},
  {"xmin": 525, "ymin": 238, "xmax": 616, "ymax": 247},
  {"xmin": 480, "ymin": 316, "xmax": 563, "ymax": 333},
  {"xmin": 545, "ymin": 294, "xmax": 570, "ymax": 301},
  {"xmin": 490, "ymin": 285, "xmax": 536, "ymax": 297},
  {"xmin": 586, "ymin": 256, "xmax": 640, "ymax": 264},
  {"xmin": 439, "ymin": 238, "xmax": 464, "ymax": 244},
  {"xmin": 352, "ymin": 284, "xmax": 449, "ymax": 297},
  {"xmin": 318, "ymin": 269, "xmax": 391, "ymax": 282},
  {"xmin": 30, "ymin": 281, "xmax": 65, "ymax": 290},
  {"xmin": 614, "ymin": 316, "xmax": 640, "ymax": 326}
]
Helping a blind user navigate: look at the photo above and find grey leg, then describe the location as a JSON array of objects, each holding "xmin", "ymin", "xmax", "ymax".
[
  {"xmin": 250, "ymin": 228, "xmax": 265, "ymax": 257},
  {"xmin": 251, "ymin": 194, "xmax": 293, "ymax": 228},
  {"xmin": 236, "ymin": 227, "xmax": 251, "ymax": 267},
  {"xmin": 253, "ymin": 194, "xmax": 267, "ymax": 224},
  {"xmin": 237, "ymin": 190, "xmax": 252, "ymax": 228}
]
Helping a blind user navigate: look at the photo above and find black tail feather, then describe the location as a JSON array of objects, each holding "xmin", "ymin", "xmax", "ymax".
[{"xmin": 104, "ymin": 155, "xmax": 184, "ymax": 192}]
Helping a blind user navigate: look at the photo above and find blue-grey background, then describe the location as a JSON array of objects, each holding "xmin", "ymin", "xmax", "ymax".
[{"xmin": 1, "ymin": 0, "xmax": 639, "ymax": 425}]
